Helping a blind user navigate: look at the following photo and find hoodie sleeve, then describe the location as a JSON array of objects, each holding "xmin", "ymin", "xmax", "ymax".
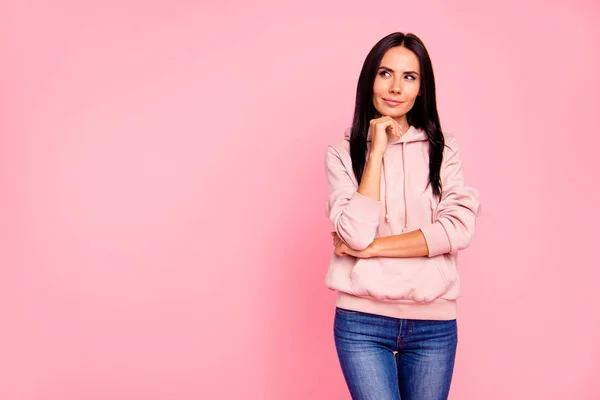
[
  {"xmin": 420, "ymin": 136, "xmax": 481, "ymax": 257},
  {"xmin": 325, "ymin": 145, "xmax": 381, "ymax": 251}
]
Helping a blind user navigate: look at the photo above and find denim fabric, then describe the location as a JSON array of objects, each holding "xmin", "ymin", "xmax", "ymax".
[{"xmin": 334, "ymin": 307, "xmax": 457, "ymax": 400}]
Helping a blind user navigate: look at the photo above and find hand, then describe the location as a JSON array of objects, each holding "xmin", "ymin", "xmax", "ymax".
[
  {"xmin": 332, "ymin": 231, "xmax": 352, "ymax": 256},
  {"xmin": 369, "ymin": 116, "xmax": 403, "ymax": 154},
  {"xmin": 331, "ymin": 232, "xmax": 374, "ymax": 258}
]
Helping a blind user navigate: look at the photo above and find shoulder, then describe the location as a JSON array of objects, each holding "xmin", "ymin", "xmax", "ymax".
[
  {"xmin": 442, "ymin": 131, "xmax": 460, "ymax": 155},
  {"xmin": 442, "ymin": 131, "xmax": 457, "ymax": 146},
  {"xmin": 327, "ymin": 138, "xmax": 350, "ymax": 155},
  {"xmin": 325, "ymin": 127, "xmax": 352, "ymax": 158}
]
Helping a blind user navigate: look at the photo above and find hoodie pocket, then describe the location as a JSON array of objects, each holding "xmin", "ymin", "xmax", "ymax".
[
  {"xmin": 349, "ymin": 256, "xmax": 456, "ymax": 303},
  {"xmin": 434, "ymin": 254, "xmax": 457, "ymax": 291}
]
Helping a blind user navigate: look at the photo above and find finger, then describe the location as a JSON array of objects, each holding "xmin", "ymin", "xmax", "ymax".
[
  {"xmin": 385, "ymin": 120, "xmax": 395, "ymax": 136},
  {"xmin": 390, "ymin": 119, "xmax": 400, "ymax": 136},
  {"xmin": 382, "ymin": 118, "xmax": 399, "ymax": 138},
  {"xmin": 394, "ymin": 123, "xmax": 402, "ymax": 138}
]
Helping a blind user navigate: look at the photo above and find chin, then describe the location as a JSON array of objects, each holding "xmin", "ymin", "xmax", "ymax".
[
  {"xmin": 375, "ymin": 107, "xmax": 405, "ymax": 119},
  {"xmin": 375, "ymin": 102, "xmax": 405, "ymax": 116}
]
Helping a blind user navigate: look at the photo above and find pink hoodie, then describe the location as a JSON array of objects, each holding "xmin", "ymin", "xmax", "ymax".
[{"xmin": 324, "ymin": 126, "xmax": 481, "ymax": 320}]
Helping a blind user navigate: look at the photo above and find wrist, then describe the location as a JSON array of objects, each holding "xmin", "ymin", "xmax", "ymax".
[
  {"xmin": 364, "ymin": 239, "xmax": 380, "ymax": 258},
  {"xmin": 368, "ymin": 150, "xmax": 385, "ymax": 160}
]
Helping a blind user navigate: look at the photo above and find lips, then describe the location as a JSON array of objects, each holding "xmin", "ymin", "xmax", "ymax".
[{"xmin": 382, "ymin": 98, "xmax": 404, "ymax": 106}]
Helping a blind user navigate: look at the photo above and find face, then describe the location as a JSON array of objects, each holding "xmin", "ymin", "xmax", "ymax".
[{"xmin": 372, "ymin": 46, "xmax": 421, "ymax": 126}]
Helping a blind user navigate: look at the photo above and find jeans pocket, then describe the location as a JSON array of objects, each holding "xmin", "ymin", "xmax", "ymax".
[{"xmin": 335, "ymin": 307, "xmax": 366, "ymax": 317}]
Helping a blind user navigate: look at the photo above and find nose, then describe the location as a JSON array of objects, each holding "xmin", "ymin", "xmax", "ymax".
[{"xmin": 389, "ymin": 79, "xmax": 402, "ymax": 94}]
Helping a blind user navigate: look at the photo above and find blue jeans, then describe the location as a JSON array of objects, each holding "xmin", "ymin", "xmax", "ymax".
[{"xmin": 334, "ymin": 307, "xmax": 457, "ymax": 400}]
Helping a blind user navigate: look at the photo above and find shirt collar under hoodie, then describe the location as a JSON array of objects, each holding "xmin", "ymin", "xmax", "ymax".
[{"xmin": 344, "ymin": 125, "xmax": 429, "ymax": 228}]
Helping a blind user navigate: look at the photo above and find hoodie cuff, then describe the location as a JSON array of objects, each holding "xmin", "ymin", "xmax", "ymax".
[
  {"xmin": 420, "ymin": 222, "xmax": 452, "ymax": 257},
  {"xmin": 345, "ymin": 192, "xmax": 381, "ymax": 223}
]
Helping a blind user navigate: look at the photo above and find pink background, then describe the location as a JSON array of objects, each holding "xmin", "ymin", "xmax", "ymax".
[{"xmin": 2, "ymin": 0, "xmax": 599, "ymax": 399}]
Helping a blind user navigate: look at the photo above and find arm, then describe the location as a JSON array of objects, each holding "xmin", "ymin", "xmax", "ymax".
[
  {"xmin": 332, "ymin": 229, "xmax": 428, "ymax": 258},
  {"xmin": 366, "ymin": 230, "xmax": 429, "ymax": 258},
  {"xmin": 420, "ymin": 136, "xmax": 481, "ymax": 257},
  {"xmin": 325, "ymin": 145, "xmax": 384, "ymax": 251},
  {"xmin": 357, "ymin": 149, "xmax": 385, "ymax": 201},
  {"xmin": 342, "ymin": 136, "xmax": 480, "ymax": 258}
]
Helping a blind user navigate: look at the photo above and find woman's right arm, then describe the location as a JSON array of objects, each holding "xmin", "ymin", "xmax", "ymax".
[
  {"xmin": 325, "ymin": 145, "xmax": 382, "ymax": 251},
  {"xmin": 357, "ymin": 149, "xmax": 384, "ymax": 200},
  {"xmin": 325, "ymin": 117, "xmax": 401, "ymax": 251}
]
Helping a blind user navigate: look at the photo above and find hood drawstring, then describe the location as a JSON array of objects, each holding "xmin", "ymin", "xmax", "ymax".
[
  {"xmin": 401, "ymin": 144, "xmax": 408, "ymax": 233},
  {"xmin": 384, "ymin": 156, "xmax": 390, "ymax": 224},
  {"xmin": 383, "ymin": 144, "xmax": 406, "ymax": 232}
]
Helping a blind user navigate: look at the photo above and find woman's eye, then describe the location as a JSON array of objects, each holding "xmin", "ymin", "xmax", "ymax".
[
  {"xmin": 405, "ymin": 75, "xmax": 416, "ymax": 80},
  {"xmin": 379, "ymin": 71, "xmax": 391, "ymax": 77}
]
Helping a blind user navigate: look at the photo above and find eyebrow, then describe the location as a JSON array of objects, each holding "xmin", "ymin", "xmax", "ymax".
[{"xmin": 378, "ymin": 66, "xmax": 420, "ymax": 76}]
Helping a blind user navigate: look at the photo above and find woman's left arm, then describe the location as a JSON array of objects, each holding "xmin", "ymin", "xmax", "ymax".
[
  {"xmin": 336, "ymin": 136, "xmax": 481, "ymax": 259},
  {"xmin": 333, "ymin": 229, "xmax": 428, "ymax": 258}
]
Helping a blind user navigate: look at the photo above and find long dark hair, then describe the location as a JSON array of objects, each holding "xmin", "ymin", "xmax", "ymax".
[{"xmin": 349, "ymin": 32, "xmax": 445, "ymax": 198}]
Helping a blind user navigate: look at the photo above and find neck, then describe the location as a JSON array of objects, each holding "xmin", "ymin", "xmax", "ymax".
[
  {"xmin": 373, "ymin": 112, "xmax": 410, "ymax": 132},
  {"xmin": 394, "ymin": 116, "xmax": 409, "ymax": 133}
]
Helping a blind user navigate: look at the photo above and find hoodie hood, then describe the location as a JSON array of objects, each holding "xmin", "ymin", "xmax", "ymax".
[{"xmin": 344, "ymin": 125, "xmax": 428, "ymax": 144}]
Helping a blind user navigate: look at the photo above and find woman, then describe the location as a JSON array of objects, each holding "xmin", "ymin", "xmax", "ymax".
[{"xmin": 324, "ymin": 32, "xmax": 481, "ymax": 399}]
